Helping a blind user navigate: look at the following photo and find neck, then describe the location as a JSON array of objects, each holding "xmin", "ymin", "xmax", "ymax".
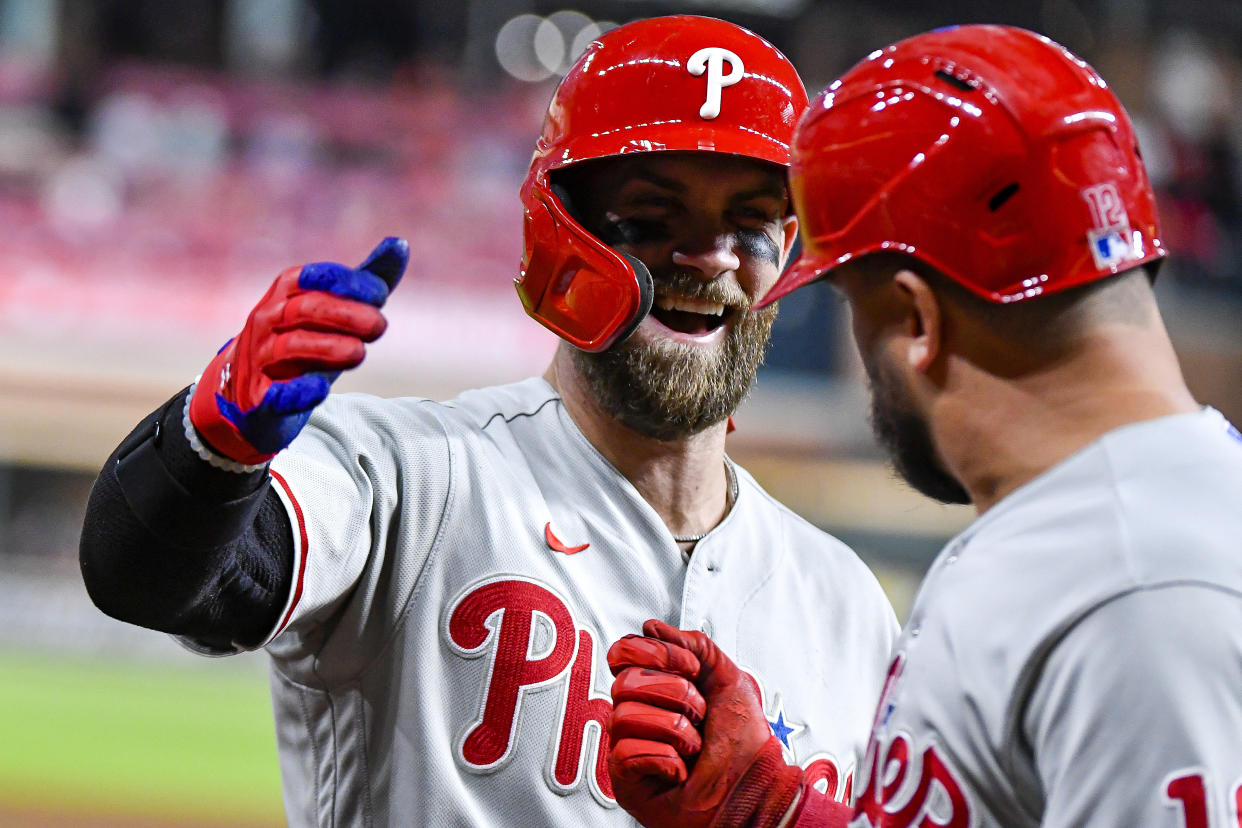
[
  {"xmin": 935, "ymin": 324, "xmax": 1198, "ymax": 514},
  {"xmin": 544, "ymin": 347, "xmax": 732, "ymax": 539}
]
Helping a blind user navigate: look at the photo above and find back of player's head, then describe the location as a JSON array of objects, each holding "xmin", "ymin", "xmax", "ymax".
[
  {"xmin": 851, "ymin": 250, "xmax": 1160, "ymax": 359},
  {"xmin": 517, "ymin": 15, "xmax": 808, "ymax": 352},
  {"xmin": 768, "ymin": 24, "xmax": 1164, "ymax": 309}
]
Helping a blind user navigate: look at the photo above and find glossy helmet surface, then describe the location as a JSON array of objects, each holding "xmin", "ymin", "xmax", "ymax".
[
  {"xmin": 767, "ymin": 24, "xmax": 1164, "ymax": 306},
  {"xmin": 518, "ymin": 15, "xmax": 808, "ymax": 350}
]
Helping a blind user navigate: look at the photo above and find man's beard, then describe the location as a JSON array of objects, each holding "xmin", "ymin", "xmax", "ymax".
[
  {"xmin": 866, "ymin": 353, "xmax": 972, "ymax": 505},
  {"xmin": 570, "ymin": 276, "xmax": 777, "ymax": 442}
]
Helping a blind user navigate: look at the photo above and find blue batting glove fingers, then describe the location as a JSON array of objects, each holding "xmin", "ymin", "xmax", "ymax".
[
  {"xmin": 296, "ymin": 237, "xmax": 409, "ymax": 306},
  {"xmin": 263, "ymin": 373, "xmax": 334, "ymax": 415},
  {"xmin": 299, "ymin": 262, "xmax": 391, "ymax": 307},
  {"xmin": 215, "ymin": 374, "xmax": 333, "ymax": 456},
  {"xmin": 358, "ymin": 236, "xmax": 409, "ymax": 291}
]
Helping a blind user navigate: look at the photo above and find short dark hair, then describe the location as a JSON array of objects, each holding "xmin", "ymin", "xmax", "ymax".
[{"xmin": 848, "ymin": 251, "xmax": 1159, "ymax": 355}]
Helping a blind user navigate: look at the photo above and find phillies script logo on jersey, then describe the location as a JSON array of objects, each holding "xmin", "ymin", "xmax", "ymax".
[
  {"xmin": 444, "ymin": 575, "xmax": 615, "ymax": 806},
  {"xmin": 850, "ymin": 655, "xmax": 973, "ymax": 827},
  {"xmin": 443, "ymin": 575, "xmax": 850, "ymax": 809}
]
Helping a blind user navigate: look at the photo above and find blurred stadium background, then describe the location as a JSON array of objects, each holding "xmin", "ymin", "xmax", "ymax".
[{"xmin": 0, "ymin": 0, "xmax": 1237, "ymax": 824}]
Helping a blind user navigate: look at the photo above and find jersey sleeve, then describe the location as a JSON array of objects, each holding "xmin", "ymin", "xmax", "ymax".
[
  {"xmin": 1023, "ymin": 583, "xmax": 1242, "ymax": 827},
  {"xmin": 260, "ymin": 394, "xmax": 454, "ymax": 668}
]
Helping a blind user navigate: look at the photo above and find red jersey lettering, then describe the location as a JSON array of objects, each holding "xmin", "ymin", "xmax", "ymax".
[
  {"xmin": 854, "ymin": 734, "xmax": 970, "ymax": 827},
  {"xmin": 803, "ymin": 755, "xmax": 851, "ymax": 802},
  {"xmin": 1163, "ymin": 769, "xmax": 1242, "ymax": 828},
  {"xmin": 552, "ymin": 628, "xmax": 615, "ymax": 804},
  {"xmin": 447, "ymin": 577, "xmax": 577, "ymax": 770}
]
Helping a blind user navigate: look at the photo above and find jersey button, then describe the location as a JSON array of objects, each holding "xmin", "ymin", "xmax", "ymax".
[{"xmin": 698, "ymin": 619, "xmax": 714, "ymax": 637}]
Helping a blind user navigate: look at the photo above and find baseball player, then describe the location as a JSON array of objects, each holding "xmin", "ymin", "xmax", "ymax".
[
  {"xmin": 604, "ymin": 24, "xmax": 1242, "ymax": 828},
  {"xmin": 78, "ymin": 16, "xmax": 899, "ymax": 827}
]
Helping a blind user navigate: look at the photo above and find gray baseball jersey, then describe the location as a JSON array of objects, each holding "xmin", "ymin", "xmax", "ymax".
[
  {"xmin": 849, "ymin": 407, "xmax": 1242, "ymax": 828},
  {"xmin": 226, "ymin": 377, "xmax": 896, "ymax": 826}
]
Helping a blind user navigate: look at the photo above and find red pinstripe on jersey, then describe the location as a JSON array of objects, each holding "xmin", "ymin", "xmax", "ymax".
[{"xmin": 270, "ymin": 468, "xmax": 309, "ymax": 638}]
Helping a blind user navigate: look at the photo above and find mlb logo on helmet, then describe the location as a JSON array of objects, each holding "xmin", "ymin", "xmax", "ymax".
[{"xmin": 1081, "ymin": 182, "xmax": 1135, "ymax": 271}]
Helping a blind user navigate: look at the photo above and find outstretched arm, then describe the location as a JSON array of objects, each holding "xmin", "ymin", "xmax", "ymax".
[
  {"xmin": 79, "ymin": 238, "xmax": 408, "ymax": 650},
  {"xmin": 80, "ymin": 387, "xmax": 292, "ymax": 649},
  {"xmin": 607, "ymin": 619, "xmax": 854, "ymax": 828}
]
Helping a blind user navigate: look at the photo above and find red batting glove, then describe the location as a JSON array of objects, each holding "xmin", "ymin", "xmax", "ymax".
[
  {"xmin": 608, "ymin": 635, "xmax": 708, "ymax": 794},
  {"xmin": 608, "ymin": 620, "xmax": 853, "ymax": 828},
  {"xmin": 188, "ymin": 237, "xmax": 407, "ymax": 466}
]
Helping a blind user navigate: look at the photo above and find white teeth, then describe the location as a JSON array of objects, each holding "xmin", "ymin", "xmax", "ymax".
[{"xmin": 654, "ymin": 296, "xmax": 725, "ymax": 316}]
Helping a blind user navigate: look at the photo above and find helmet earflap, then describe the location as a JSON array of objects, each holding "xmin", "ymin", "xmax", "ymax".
[{"xmin": 517, "ymin": 179, "xmax": 653, "ymax": 352}]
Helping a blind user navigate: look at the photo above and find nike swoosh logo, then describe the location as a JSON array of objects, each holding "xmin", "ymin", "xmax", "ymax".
[{"xmin": 545, "ymin": 522, "xmax": 589, "ymax": 555}]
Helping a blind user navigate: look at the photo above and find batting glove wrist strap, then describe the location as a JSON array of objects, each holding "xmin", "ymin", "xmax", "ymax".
[
  {"xmin": 782, "ymin": 779, "xmax": 854, "ymax": 828},
  {"xmin": 716, "ymin": 735, "xmax": 804, "ymax": 828},
  {"xmin": 184, "ymin": 382, "xmax": 270, "ymax": 473}
]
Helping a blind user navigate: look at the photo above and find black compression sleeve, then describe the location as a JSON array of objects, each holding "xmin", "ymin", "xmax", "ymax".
[{"xmin": 79, "ymin": 388, "xmax": 295, "ymax": 649}]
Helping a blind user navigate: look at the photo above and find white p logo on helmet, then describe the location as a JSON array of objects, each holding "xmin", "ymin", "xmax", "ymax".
[{"xmin": 687, "ymin": 47, "xmax": 744, "ymax": 119}]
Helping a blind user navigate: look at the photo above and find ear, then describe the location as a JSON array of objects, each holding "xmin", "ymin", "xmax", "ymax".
[
  {"xmin": 779, "ymin": 214, "xmax": 799, "ymax": 266},
  {"xmin": 893, "ymin": 268, "xmax": 941, "ymax": 373}
]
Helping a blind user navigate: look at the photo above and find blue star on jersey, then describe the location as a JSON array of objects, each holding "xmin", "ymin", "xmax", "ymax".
[
  {"xmin": 771, "ymin": 711, "xmax": 796, "ymax": 747},
  {"xmin": 765, "ymin": 696, "xmax": 805, "ymax": 751}
]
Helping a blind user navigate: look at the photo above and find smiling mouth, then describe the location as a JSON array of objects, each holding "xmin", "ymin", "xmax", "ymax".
[{"xmin": 650, "ymin": 295, "xmax": 731, "ymax": 336}]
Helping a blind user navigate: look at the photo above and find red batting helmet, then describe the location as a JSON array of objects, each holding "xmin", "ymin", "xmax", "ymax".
[
  {"xmin": 766, "ymin": 24, "xmax": 1165, "ymax": 306},
  {"xmin": 517, "ymin": 15, "xmax": 808, "ymax": 351}
]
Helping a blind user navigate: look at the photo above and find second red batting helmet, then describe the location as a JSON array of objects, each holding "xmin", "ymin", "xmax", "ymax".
[
  {"xmin": 766, "ymin": 24, "xmax": 1165, "ymax": 306},
  {"xmin": 517, "ymin": 15, "xmax": 808, "ymax": 351}
]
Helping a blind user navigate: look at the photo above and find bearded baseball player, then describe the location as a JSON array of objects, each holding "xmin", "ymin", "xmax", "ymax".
[
  {"xmin": 78, "ymin": 15, "xmax": 899, "ymax": 827},
  {"xmin": 604, "ymin": 24, "xmax": 1242, "ymax": 828}
]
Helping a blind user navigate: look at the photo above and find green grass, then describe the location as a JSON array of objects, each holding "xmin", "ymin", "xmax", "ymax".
[{"xmin": 0, "ymin": 651, "xmax": 284, "ymax": 825}]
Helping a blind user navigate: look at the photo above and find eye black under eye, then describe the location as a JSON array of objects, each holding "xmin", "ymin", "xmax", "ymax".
[{"xmin": 735, "ymin": 228, "xmax": 780, "ymax": 267}]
